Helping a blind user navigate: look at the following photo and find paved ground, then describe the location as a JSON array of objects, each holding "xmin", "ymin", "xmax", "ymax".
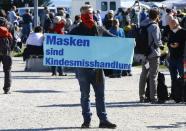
[{"xmin": 0, "ymin": 57, "xmax": 186, "ymax": 131}]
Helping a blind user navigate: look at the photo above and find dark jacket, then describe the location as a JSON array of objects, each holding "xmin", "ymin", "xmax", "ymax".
[
  {"xmin": 168, "ymin": 28, "xmax": 186, "ymax": 59},
  {"xmin": 22, "ymin": 13, "xmax": 32, "ymax": 24},
  {"xmin": 69, "ymin": 22, "xmax": 115, "ymax": 37}
]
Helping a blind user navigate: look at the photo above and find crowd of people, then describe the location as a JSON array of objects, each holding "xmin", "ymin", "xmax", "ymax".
[{"xmin": 1, "ymin": 1, "xmax": 186, "ymax": 129}]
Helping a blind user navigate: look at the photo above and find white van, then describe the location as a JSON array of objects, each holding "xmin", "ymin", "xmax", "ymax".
[
  {"xmin": 71, "ymin": 0, "xmax": 150, "ymax": 20},
  {"xmin": 71, "ymin": 0, "xmax": 119, "ymax": 20}
]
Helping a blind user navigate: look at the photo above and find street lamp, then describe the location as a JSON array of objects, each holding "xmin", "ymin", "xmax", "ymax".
[{"xmin": 34, "ymin": 0, "xmax": 38, "ymax": 28}]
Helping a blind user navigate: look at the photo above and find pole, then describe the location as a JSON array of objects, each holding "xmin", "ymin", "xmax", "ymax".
[{"xmin": 34, "ymin": 0, "xmax": 38, "ymax": 28}]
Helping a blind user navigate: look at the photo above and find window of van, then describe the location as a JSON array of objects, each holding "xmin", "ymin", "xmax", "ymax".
[
  {"xmin": 101, "ymin": 2, "xmax": 108, "ymax": 11},
  {"xmin": 85, "ymin": 2, "xmax": 90, "ymax": 5},
  {"xmin": 110, "ymin": 2, "xmax": 116, "ymax": 11}
]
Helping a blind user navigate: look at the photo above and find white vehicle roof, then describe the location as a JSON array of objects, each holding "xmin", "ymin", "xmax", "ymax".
[{"xmin": 120, "ymin": 1, "xmax": 150, "ymax": 9}]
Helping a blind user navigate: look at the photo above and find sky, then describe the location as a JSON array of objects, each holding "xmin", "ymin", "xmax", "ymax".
[{"xmin": 50, "ymin": 0, "xmax": 71, "ymax": 7}]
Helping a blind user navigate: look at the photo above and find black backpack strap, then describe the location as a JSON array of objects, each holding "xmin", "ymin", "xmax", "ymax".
[{"xmin": 146, "ymin": 22, "xmax": 157, "ymax": 28}]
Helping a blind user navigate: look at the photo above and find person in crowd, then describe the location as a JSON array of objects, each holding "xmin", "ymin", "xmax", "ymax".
[
  {"xmin": 167, "ymin": 19, "xmax": 186, "ymax": 98},
  {"xmin": 139, "ymin": 9, "xmax": 163, "ymax": 104},
  {"xmin": 0, "ymin": 10, "xmax": 14, "ymax": 94},
  {"xmin": 51, "ymin": 16, "xmax": 67, "ymax": 76},
  {"xmin": 102, "ymin": 10, "xmax": 115, "ymax": 77},
  {"xmin": 44, "ymin": 12, "xmax": 54, "ymax": 33},
  {"xmin": 21, "ymin": 9, "xmax": 33, "ymax": 43},
  {"xmin": 14, "ymin": 25, "xmax": 22, "ymax": 52},
  {"xmin": 160, "ymin": 6, "xmax": 167, "ymax": 28},
  {"xmin": 122, "ymin": 9, "xmax": 131, "ymax": 28},
  {"xmin": 133, "ymin": 0, "xmax": 140, "ymax": 7},
  {"xmin": 103, "ymin": 10, "xmax": 114, "ymax": 30},
  {"xmin": 69, "ymin": 15, "xmax": 81, "ymax": 32},
  {"xmin": 115, "ymin": 8, "xmax": 125, "ymax": 28},
  {"xmin": 181, "ymin": 15, "xmax": 186, "ymax": 29},
  {"xmin": 162, "ymin": 8, "xmax": 174, "ymax": 41},
  {"xmin": 176, "ymin": 10, "xmax": 184, "ymax": 23},
  {"xmin": 69, "ymin": 5, "xmax": 116, "ymax": 129},
  {"xmin": 65, "ymin": 13, "xmax": 72, "ymax": 33},
  {"xmin": 130, "ymin": 8, "xmax": 139, "ymax": 28},
  {"xmin": 109, "ymin": 19, "xmax": 125, "ymax": 78},
  {"xmin": 123, "ymin": 20, "xmax": 136, "ymax": 76},
  {"xmin": 93, "ymin": 11, "xmax": 98, "ymax": 24},
  {"xmin": 56, "ymin": 9, "xmax": 66, "ymax": 19},
  {"xmin": 41, "ymin": 6, "xmax": 49, "ymax": 27},
  {"xmin": 95, "ymin": 10, "xmax": 103, "ymax": 26},
  {"xmin": 140, "ymin": 8, "xmax": 147, "ymax": 23},
  {"xmin": 124, "ymin": 20, "xmax": 137, "ymax": 38},
  {"xmin": 8, "ymin": 5, "xmax": 19, "ymax": 25},
  {"xmin": 23, "ymin": 26, "xmax": 44, "ymax": 71}
]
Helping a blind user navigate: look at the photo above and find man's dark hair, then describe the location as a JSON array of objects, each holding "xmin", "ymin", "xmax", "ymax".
[
  {"xmin": 166, "ymin": 8, "xmax": 172, "ymax": 14},
  {"xmin": 80, "ymin": 5, "xmax": 93, "ymax": 13},
  {"xmin": 34, "ymin": 26, "xmax": 43, "ymax": 33},
  {"xmin": 66, "ymin": 13, "xmax": 70, "ymax": 18},
  {"xmin": 44, "ymin": 6, "xmax": 48, "ymax": 10},
  {"xmin": 75, "ymin": 15, "xmax": 81, "ymax": 21},
  {"xmin": 25, "ymin": 9, "xmax": 30, "ymax": 13},
  {"xmin": 11, "ymin": 5, "xmax": 16, "ymax": 10},
  {"xmin": 149, "ymin": 9, "xmax": 159, "ymax": 20}
]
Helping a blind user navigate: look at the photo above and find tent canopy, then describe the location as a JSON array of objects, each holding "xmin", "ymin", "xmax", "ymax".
[{"xmin": 162, "ymin": 0, "xmax": 186, "ymax": 9}]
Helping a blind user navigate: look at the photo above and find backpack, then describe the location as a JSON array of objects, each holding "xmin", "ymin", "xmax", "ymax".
[
  {"xmin": 135, "ymin": 22, "xmax": 156, "ymax": 56},
  {"xmin": 145, "ymin": 72, "xmax": 169, "ymax": 101}
]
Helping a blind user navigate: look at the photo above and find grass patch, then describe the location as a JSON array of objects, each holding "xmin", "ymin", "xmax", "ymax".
[{"xmin": 12, "ymin": 45, "xmax": 26, "ymax": 57}]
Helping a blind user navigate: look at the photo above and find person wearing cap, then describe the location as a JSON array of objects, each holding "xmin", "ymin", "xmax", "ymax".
[{"xmin": 69, "ymin": 5, "xmax": 116, "ymax": 129}]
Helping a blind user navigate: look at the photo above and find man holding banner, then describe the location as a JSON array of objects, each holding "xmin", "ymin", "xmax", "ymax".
[
  {"xmin": 69, "ymin": 5, "xmax": 116, "ymax": 129},
  {"xmin": 44, "ymin": 4, "xmax": 134, "ymax": 129}
]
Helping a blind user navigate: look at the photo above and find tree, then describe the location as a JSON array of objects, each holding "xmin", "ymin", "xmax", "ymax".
[{"xmin": 0, "ymin": 0, "xmax": 12, "ymax": 11}]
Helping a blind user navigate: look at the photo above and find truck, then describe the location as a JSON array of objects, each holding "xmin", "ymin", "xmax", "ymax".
[{"xmin": 71, "ymin": 0, "xmax": 150, "ymax": 20}]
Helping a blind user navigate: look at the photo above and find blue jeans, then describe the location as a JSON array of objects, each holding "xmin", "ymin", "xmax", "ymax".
[
  {"xmin": 76, "ymin": 68, "xmax": 107, "ymax": 122},
  {"xmin": 22, "ymin": 24, "xmax": 31, "ymax": 43}
]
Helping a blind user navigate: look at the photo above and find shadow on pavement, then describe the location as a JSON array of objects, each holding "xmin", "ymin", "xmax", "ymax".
[
  {"xmin": 0, "ymin": 76, "xmax": 75, "ymax": 80},
  {"xmin": 0, "ymin": 126, "xmax": 89, "ymax": 131},
  {"xmin": 147, "ymin": 122, "xmax": 186, "ymax": 129},
  {"xmin": 104, "ymin": 101, "xmax": 186, "ymax": 108},
  {"xmin": 38, "ymin": 101, "xmax": 186, "ymax": 108},
  {"xmin": 38, "ymin": 103, "xmax": 81, "ymax": 107},
  {"xmin": 14, "ymin": 90, "xmax": 64, "ymax": 94}
]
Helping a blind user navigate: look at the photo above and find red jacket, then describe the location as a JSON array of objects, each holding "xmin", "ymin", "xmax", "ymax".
[
  {"xmin": 0, "ymin": 26, "xmax": 12, "ymax": 38},
  {"xmin": 53, "ymin": 21, "xmax": 65, "ymax": 34}
]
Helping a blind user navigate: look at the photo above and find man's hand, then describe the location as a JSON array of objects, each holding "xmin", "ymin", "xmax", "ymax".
[{"xmin": 170, "ymin": 43, "xmax": 179, "ymax": 48}]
